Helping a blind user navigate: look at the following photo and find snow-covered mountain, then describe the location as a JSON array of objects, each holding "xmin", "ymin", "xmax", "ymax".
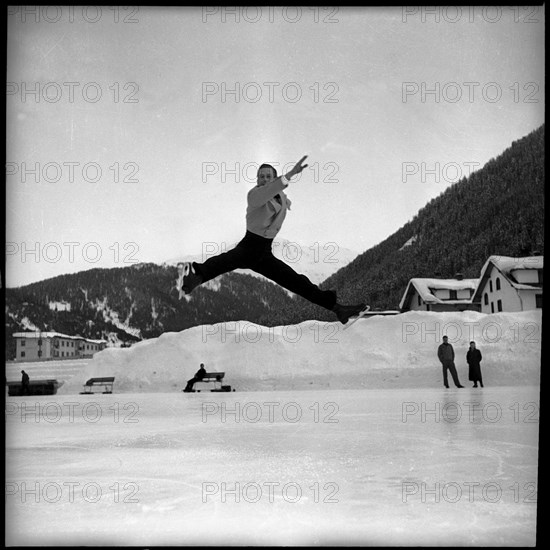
[{"xmin": 4, "ymin": 263, "xmax": 303, "ymax": 359}]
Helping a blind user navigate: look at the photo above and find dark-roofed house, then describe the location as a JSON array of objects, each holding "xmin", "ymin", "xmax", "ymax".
[
  {"xmin": 472, "ymin": 255, "xmax": 543, "ymax": 313},
  {"xmin": 400, "ymin": 277, "xmax": 480, "ymax": 312}
]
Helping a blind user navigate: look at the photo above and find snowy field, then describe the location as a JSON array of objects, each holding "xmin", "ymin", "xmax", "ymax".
[
  {"xmin": 6, "ymin": 386, "xmax": 539, "ymax": 546},
  {"xmin": 5, "ymin": 310, "xmax": 541, "ymax": 545}
]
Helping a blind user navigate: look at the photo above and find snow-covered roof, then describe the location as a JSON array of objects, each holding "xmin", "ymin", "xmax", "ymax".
[
  {"xmin": 491, "ymin": 255, "xmax": 543, "ymax": 272},
  {"xmin": 12, "ymin": 332, "xmax": 107, "ymax": 343},
  {"xmin": 473, "ymin": 255, "xmax": 543, "ymax": 298},
  {"xmin": 13, "ymin": 331, "xmax": 75, "ymax": 339},
  {"xmin": 399, "ymin": 278, "xmax": 479, "ymax": 310}
]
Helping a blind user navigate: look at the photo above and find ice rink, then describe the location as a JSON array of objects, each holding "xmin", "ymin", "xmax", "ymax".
[{"xmin": 6, "ymin": 385, "xmax": 539, "ymax": 546}]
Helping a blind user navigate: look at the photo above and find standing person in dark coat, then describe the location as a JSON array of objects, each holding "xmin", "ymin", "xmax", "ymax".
[
  {"xmin": 466, "ymin": 341, "xmax": 483, "ymax": 388},
  {"xmin": 183, "ymin": 363, "xmax": 207, "ymax": 392},
  {"xmin": 21, "ymin": 370, "xmax": 30, "ymax": 395},
  {"xmin": 437, "ymin": 336, "xmax": 464, "ymax": 389}
]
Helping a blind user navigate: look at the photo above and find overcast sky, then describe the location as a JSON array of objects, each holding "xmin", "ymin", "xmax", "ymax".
[{"xmin": 6, "ymin": 6, "xmax": 545, "ymax": 287}]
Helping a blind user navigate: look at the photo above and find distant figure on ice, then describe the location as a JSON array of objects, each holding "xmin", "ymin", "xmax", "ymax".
[
  {"xmin": 183, "ymin": 363, "xmax": 207, "ymax": 392},
  {"xmin": 466, "ymin": 341, "xmax": 483, "ymax": 388},
  {"xmin": 176, "ymin": 156, "xmax": 366, "ymax": 324},
  {"xmin": 21, "ymin": 370, "xmax": 30, "ymax": 395},
  {"xmin": 437, "ymin": 336, "xmax": 464, "ymax": 389}
]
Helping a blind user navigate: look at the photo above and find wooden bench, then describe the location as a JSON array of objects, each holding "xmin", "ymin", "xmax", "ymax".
[
  {"xmin": 80, "ymin": 377, "xmax": 115, "ymax": 394},
  {"xmin": 197, "ymin": 372, "xmax": 224, "ymax": 390},
  {"xmin": 184, "ymin": 372, "xmax": 233, "ymax": 392}
]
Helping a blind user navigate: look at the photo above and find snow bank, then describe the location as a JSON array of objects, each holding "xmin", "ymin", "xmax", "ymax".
[{"xmin": 58, "ymin": 310, "xmax": 542, "ymax": 394}]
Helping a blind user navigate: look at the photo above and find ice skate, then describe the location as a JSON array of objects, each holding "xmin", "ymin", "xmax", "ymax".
[
  {"xmin": 176, "ymin": 262, "xmax": 202, "ymax": 299},
  {"xmin": 333, "ymin": 302, "xmax": 368, "ymax": 325}
]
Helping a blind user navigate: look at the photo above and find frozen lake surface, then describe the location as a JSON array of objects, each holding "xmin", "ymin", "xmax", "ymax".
[{"xmin": 6, "ymin": 385, "xmax": 539, "ymax": 546}]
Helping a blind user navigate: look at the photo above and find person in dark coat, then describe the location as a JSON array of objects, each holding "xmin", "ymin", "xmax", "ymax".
[
  {"xmin": 437, "ymin": 336, "xmax": 464, "ymax": 388},
  {"xmin": 21, "ymin": 370, "xmax": 30, "ymax": 395},
  {"xmin": 466, "ymin": 341, "xmax": 483, "ymax": 388},
  {"xmin": 183, "ymin": 363, "xmax": 207, "ymax": 392}
]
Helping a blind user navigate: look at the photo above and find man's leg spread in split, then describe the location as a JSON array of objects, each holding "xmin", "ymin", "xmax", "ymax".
[
  {"xmin": 178, "ymin": 245, "xmax": 251, "ymax": 296},
  {"xmin": 252, "ymin": 253, "xmax": 335, "ymax": 308},
  {"xmin": 251, "ymin": 254, "xmax": 365, "ymax": 323}
]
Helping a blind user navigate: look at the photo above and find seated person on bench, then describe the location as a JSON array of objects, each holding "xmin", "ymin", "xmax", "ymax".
[{"xmin": 184, "ymin": 363, "xmax": 207, "ymax": 392}]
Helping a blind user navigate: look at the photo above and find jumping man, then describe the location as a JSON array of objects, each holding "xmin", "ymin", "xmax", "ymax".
[{"xmin": 177, "ymin": 155, "xmax": 366, "ymax": 324}]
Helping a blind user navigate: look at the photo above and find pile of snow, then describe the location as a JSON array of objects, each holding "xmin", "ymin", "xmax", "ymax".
[{"xmin": 57, "ymin": 309, "xmax": 541, "ymax": 394}]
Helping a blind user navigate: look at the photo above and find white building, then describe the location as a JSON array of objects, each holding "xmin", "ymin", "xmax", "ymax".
[
  {"xmin": 400, "ymin": 277, "xmax": 480, "ymax": 312},
  {"xmin": 12, "ymin": 332, "xmax": 107, "ymax": 362},
  {"xmin": 472, "ymin": 255, "xmax": 543, "ymax": 313}
]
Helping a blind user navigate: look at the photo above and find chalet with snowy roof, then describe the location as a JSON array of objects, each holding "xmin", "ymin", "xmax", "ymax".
[
  {"xmin": 472, "ymin": 255, "xmax": 543, "ymax": 313},
  {"xmin": 400, "ymin": 276, "xmax": 480, "ymax": 312},
  {"xmin": 12, "ymin": 332, "xmax": 107, "ymax": 362}
]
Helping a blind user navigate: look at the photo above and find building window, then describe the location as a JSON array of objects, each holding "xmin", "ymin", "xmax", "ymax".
[
  {"xmin": 21, "ymin": 351, "xmax": 25, "ymax": 358},
  {"xmin": 536, "ymin": 294, "xmax": 543, "ymax": 308},
  {"xmin": 21, "ymin": 340, "xmax": 26, "ymax": 347},
  {"xmin": 417, "ymin": 295, "xmax": 421, "ymax": 306},
  {"xmin": 491, "ymin": 302, "xmax": 494, "ymax": 313},
  {"xmin": 38, "ymin": 339, "xmax": 42, "ymax": 346},
  {"xmin": 484, "ymin": 293, "xmax": 489, "ymax": 305},
  {"xmin": 496, "ymin": 278, "xmax": 501, "ymax": 291},
  {"xmin": 489, "ymin": 280, "xmax": 493, "ymax": 292},
  {"xmin": 497, "ymin": 299, "xmax": 502, "ymax": 312},
  {"xmin": 449, "ymin": 290, "xmax": 457, "ymax": 300}
]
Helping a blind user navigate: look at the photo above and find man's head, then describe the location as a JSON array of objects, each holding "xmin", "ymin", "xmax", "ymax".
[
  {"xmin": 257, "ymin": 164, "xmax": 277, "ymax": 187},
  {"xmin": 442, "ymin": 336, "xmax": 448, "ymax": 343},
  {"xmin": 200, "ymin": 363, "xmax": 205, "ymax": 368}
]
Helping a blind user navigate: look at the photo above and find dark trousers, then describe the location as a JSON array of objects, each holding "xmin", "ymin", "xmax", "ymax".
[
  {"xmin": 194, "ymin": 231, "xmax": 337, "ymax": 310},
  {"xmin": 442, "ymin": 361, "xmax": 461, "ymax": 387},
  {"xmin": 184, "ymin": 377, "xmax": 202, "ymax": 391}
]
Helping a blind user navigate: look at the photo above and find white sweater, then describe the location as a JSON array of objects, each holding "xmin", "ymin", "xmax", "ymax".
[{"xmin": 246, "ymin": 177, "xmax": 292, "ymax": 239}]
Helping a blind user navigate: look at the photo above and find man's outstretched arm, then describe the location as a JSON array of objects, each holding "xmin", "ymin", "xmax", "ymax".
[{"xmin": 248, "ymin": 155, "xmax": 309, "ymax": 207}]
